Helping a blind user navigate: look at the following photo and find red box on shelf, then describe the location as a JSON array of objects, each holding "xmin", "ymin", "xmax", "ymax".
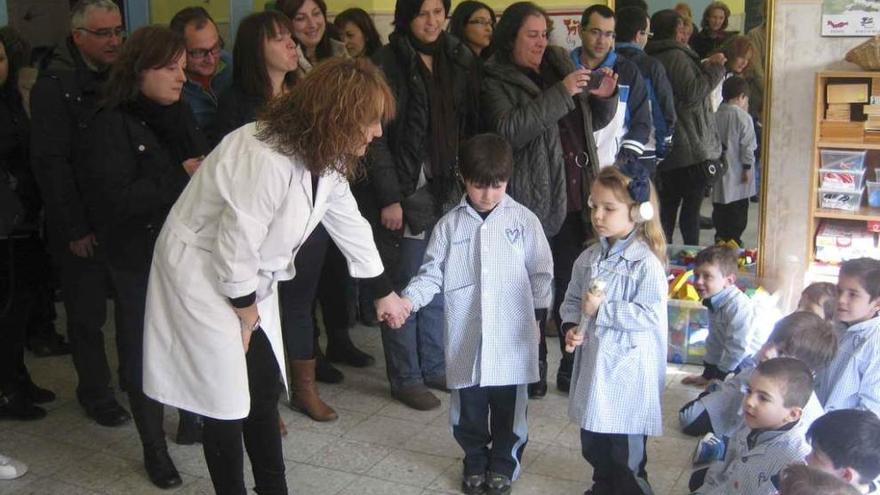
[{"xmin": 869, "ymin": 220, "xmax": 880, "ymax": 233}]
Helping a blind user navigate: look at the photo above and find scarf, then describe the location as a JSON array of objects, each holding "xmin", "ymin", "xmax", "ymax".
[
  {"xmin": 410, "ymin": 32, "xmax": 458, "ymax": 195},
  {"xmin": 124, "ymin": 93, "xmax": 208, "ymax": 166}
]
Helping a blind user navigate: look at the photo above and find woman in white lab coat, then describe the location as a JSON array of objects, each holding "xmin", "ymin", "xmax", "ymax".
[{"xmin": 141, "ymin": 57, "xmax": 407, "ymax": 494}]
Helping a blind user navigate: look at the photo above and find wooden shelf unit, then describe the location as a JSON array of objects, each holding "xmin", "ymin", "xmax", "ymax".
[{"xmin": 807, "ymin": 71, "xmax": 880, "ymax": 281}]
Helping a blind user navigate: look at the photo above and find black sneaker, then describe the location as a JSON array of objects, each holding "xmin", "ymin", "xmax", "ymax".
[
  {"xmin": 462, "ymin": 473, "xmax": 486, "ymax": 495},
  {"xmin": 486, "ymin": 472, "xmax": 511, "ymax": 495}
]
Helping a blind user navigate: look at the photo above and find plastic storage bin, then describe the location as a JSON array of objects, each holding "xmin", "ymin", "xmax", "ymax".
[
  {"xmin": 667, "ymin": 300, "xmax": 709, "ymax": 365},
  {"xmin": 819, "ymin": 187, "xmax": 864, "ymax": 211},
  {"xmin": 820, "ymin": 149, "xmax": 867, "ymax": 170},
  {"xmin": 868, "ymin": 181, "xmax": 880, "ymax": 208},
  {"xmin": 820, "ymin": 168, "xmax": 866, "ymax": 191}
]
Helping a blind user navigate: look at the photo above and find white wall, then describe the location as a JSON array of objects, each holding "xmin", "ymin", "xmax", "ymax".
[{"xmin": 763, "ymin": 0, "xmax": 861, "ymax": 306}]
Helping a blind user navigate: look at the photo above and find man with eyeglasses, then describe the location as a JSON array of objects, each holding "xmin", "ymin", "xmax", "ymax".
[
  {"xmin": 170, "ymin": 7, "xmax": 233, "ymax": 129},
  {"xmin": 571, "ymin": 5, "xmax": 652, "ymax": 174},
  {"xmin": 29, "ymin": 0, "xmax": 131, "ymax": 428},
  {"xmin": 615, "ymin": 6, "xmax": 677, "ymax": 168}
]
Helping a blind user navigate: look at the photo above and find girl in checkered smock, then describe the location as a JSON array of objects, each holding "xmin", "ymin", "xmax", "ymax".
[{"xmin": 561, "ymin": 166, "xmax": 668, "ymax": 495}]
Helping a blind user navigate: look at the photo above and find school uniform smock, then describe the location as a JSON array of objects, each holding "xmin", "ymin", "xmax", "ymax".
[
  {"xmin": 704, "ymin": 285, "xmax": 760, "ymax": 373},
  {"xmin": 696, "ymin": 421, "xmax": 811, "ymax": 495},
  {"xmin": 142, "ymin": 123, "xmax": 384, "ymax": 420},
  {"xmin": 713, "ymin": 102, "xmax": 757, "ymax": 205},
  {"xmin": 402, "ymin": 195, "xmax": 553, "ymax": 389},
  {"xmin": 701, "ymin": 364, "xmax": 826, "ymax": 437},
  {"xmin": 560, "ymin": 232, "xmax": 668, "ymax": 436},
  {"xmin": 815, "ymin": 316, "xmax": 880, "ymax": 415}
]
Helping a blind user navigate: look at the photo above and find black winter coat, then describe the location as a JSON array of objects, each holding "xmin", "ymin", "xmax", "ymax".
[
  {"xmin": 0, "ymin": 85, "xmax": 40, "ymax": 228},
  {"xmin": 209, "ymin": 84, "xmax": 265, "ymax": 148},
  {"xmin": 365, "ymin": 32, "xmax": 476, "ymax": 214},
  {"xmin": 645, "ymin": 39, "xmax": 724, "ymax": 170},
  {"xmin": 29, "ymin": 37, "xmax": 106, "ymax": 249},
  {"xmin": 83, "ymin": 104, "xmax": 208, "ymax": 270},
  {"xmin": 480, "ymin": 47, "xmax": 617, "ymax": 237}
]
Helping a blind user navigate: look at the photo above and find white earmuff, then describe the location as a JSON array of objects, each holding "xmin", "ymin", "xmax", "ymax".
[{"xmin": 631, "ymin": 201, "xmax": 655, "ymax": 223}]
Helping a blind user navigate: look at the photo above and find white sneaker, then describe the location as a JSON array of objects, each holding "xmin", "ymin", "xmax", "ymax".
[{"xmin": 0, "ymin": 453, "xmax": 28, "ymax": 480}]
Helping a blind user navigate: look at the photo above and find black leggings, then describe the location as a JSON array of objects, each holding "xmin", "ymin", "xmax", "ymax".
[{"xmin": 202, "ymin": 329, "xmax": 286, "ymax": 495}]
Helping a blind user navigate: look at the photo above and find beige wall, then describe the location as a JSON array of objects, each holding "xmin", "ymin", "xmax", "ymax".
[{"xmin": 763, "ymin": 0, "xmax": 861, "ymax": 307}]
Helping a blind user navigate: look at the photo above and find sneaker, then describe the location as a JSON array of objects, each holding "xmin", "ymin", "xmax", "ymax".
[
  {"xmin": 0, "ymin": 454, "xmax": 27, "ymax": 480},
  {"xmin": 693, "ymin": 433, "xmax": 726, "ymax": 465},
  {"xmin": 486, "ymin": 472, "xmax": 511, "ymax": 495},
  {"xmin": 462, "ymin": 473, "xmax": 486, "ymax": 495}
]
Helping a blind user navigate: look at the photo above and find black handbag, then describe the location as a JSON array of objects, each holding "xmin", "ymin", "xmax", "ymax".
[{"xmin": 697, "ymin": 154, "xmax": 728, "ymax": 186}]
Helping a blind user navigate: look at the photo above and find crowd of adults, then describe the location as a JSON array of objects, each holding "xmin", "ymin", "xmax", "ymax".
[{"xmin": 0, "ymin": 0, "xmax": 765, "ymax": 490}]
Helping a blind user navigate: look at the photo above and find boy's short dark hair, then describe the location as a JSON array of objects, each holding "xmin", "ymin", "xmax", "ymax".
[
  {"xmin": 170, "ymin": 7, "xmax": 216, "ymax": 35},
  {"xmin": 459, "ymin": 133, "xmax": 513, "ymax": 187},
  {"xmin": 722, "ymin": 75, "xmax": 749, "ymax": 102},
  {"xmin": 616, "ymin": 0, "xmax": 649, "ymax": 13},
  {"xmin": 767, "ymin": 311, "xmax": 838, "ymax": 373},
  {"xmin": 755, "ymin": 357, "xmax": 813, "ymax": 409},
  {"xmin": 581, "ymin": 5, "xmax": 615, "ymax": 28},
  {"xmin": 839, "ymin": 258, "xmax": 880, "ymax": 300},
  {"xmin": 616, "ymin": 7, "xmax": 649, "ymax": 43},
  {"xmin": 650, "ymin": 9, "xmax": 683, "ymax": 41},
  {"xmin": 778, "ymin": 464, "xmax": 861, "ymax": 495},
  {"xmin": 800, "ymin": 282, "xmax": 839, "ymax": 322},
  {"xmin": 807, "ymin": 409, "xmax": 880, "ymax": 484},
  {"xmin": 694, "ymin": 245, "xmax": 739, "ymax": 276}
]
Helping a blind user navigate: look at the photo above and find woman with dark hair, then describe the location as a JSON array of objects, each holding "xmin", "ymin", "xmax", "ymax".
[
  {"xmin": 333, "ymin": 8, "xmax": 383, "ymax": 58},
  {"xmin": 279, "ymin": 0, "xmax": 348, "ymax": 76},
  {"xmin": 0, "ymin": 29, "xmax": 57, "ymax": 422},
  {"xmin": 281, "ymin": 0, "xmax": 373, "ymax": 389},
  {"xmin": 363, "ymin": 0, "xmax": 477, "ymax": 411},
  {"xmin": 210, "ymin": 11, "xmax": 298, "ymax": 145},
  {"xmin": 83, "ymin": 26, "xmax": 209, "ymax": 489},
  {"xmin": 481, "ymin": 1, "xmax": 617, "ymax": 397},
  {"xmin": 448, "ymin": 1, "xmax": 496, "ymax": 59},
  {"xmin": 142, "ymin": 57, "xmax": 407, "ymax": 494},
  {"xmin": 690, "ymin": 1, "xmax": 733, "ymax": 59}
]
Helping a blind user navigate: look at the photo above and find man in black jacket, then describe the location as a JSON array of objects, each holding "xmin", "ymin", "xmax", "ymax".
[
  {"xmin": 572, "ymin": 5, "xmax": 652, "ymax": 174},
  {"xmin": 615, "ymin": 6, "xmax": 678, "ymax": 171},
  {"xmin": 29, "ymin": 0, "xmax": 130, "ymax": 427}
]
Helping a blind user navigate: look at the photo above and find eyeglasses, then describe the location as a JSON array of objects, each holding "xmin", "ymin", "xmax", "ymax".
[
  {"xmin": 585, "ymin": 28, "xmax": 616, "ymax": 40},
  {"xmin": 75, "ymin": 27, "xmax": 125, "ymax": 39},
  {"xmin": 640, "ymin": 30, "xmax": 654, "ymax": 39},
  {"xmin": 187, "ymin": 42, "xmax": 224, "ymax": 60},
  {"xmin": 467, "ymin": 19, "xmax": 495, "ymax": 27}
]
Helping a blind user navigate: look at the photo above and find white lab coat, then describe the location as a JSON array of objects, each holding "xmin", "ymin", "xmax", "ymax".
[{"xmin": 142, "ymin": 123, "xmax": 384, "ymax": 420}]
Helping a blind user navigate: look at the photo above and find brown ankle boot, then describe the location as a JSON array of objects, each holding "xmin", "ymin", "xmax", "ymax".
[{"xmin": 290, "ymin": 359, "xmax": 338, "ymax": 422}]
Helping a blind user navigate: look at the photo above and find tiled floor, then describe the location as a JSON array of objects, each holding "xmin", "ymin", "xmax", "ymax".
[{"xmin": 0, "ymin": 317, "xmax": 704, "ymax": 495}]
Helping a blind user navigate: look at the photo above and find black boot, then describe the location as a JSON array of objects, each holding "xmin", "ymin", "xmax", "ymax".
[
  {"xmin": 528, "ymin": 361, "xmax": 548, "ymax": 398},
  {"xmin": 315, "ymin": 350, "xmax": 344, "ymax": 384},
  {"xmin": 556, "ymin": 353, "xmax": 573, "ymax": 394},
  {"xmin": 176, "ymin": 410, "xmax": 202, "ymax": 445},
  {"xmin": 144, "ymin": 447, "xmax": 182, "ymax": 489},
  {"xmin": 326, "ymin": 337, "xmax": 375, "ymax": 368}
]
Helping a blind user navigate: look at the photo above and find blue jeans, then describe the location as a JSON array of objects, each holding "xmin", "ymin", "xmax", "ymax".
[{"xmin": 380, "ymin": 234, "xmax": 446, "ymax": 392}]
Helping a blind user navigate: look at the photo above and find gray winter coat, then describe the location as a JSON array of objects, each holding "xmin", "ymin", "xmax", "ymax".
[
  {"xmin": 645, "ymin": 39, "xmax": 725, "ymax": 170},
  {"xmin": 481, "ymin": 46, "xmax": 617, "ymax": 237}
]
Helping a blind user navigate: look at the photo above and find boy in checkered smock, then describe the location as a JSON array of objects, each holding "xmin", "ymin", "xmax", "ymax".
[
  {"xmin": 691, "ymin": 357, "xmax": 815, "ymax": 495},
  {"xmin": 561, "ymin": 166, "xmax": 668, "ymax": 495},
  {"xmin": 815, "ymin": 258, "xmax": 880, "ymax": 416},
  {"xmin": 399, "ymin": 134, "xmax": 553, "ymax": 495}
]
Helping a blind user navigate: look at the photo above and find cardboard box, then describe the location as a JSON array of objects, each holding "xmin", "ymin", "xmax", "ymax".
[
  {"xmin": 827, "ymin": 83, "xmax": 870, "ymax": 104},
  {"xmin": 820, "ymin": 121, "xmax": 864, "ymax": 140},
  {"xmin": 827, "ymin": 103, "xmax": 852, "ymax": 121}
]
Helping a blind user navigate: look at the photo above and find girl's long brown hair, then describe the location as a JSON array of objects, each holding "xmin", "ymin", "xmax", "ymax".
[
  {"xmin": 255, "ymin": 57, "xmax": 395, "ymax": 180},
  {"xmin": 591, "ymin": 167, "xmax": 667, "ymax": 266}
]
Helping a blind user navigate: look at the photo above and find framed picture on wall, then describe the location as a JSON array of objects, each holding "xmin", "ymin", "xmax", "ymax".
[{"xmin": 822, "ymin": 0, "xmax": 880, "ymax": 36}]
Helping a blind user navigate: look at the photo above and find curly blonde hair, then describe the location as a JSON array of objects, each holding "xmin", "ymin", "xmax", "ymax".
[{"xmin": 256, "ymin": 57, "xmax": 395, "ymax": 180}]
